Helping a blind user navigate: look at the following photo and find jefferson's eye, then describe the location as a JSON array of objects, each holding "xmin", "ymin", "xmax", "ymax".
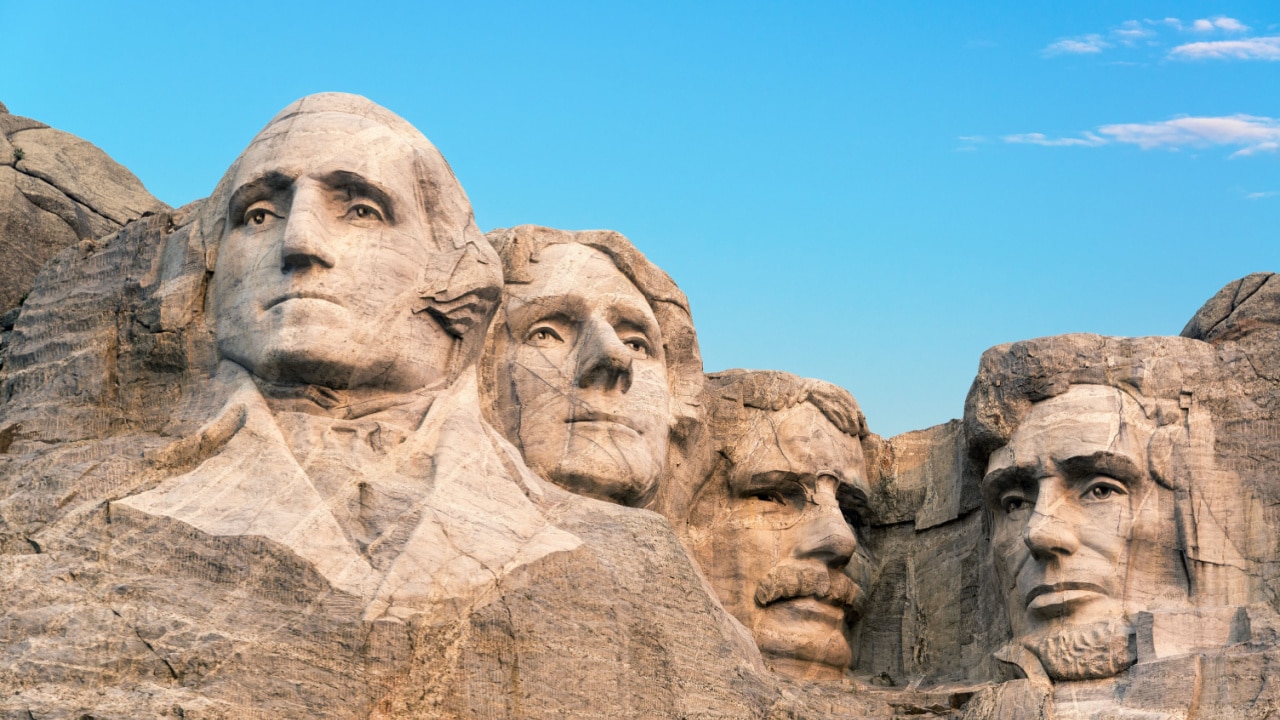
[
  {"xmin": 622, "ymin": 337, "xmax": 650, "ymax": 357},
  {"xmin": 527, "ymin": 326, "xmax": 564, "ymax": 345}
]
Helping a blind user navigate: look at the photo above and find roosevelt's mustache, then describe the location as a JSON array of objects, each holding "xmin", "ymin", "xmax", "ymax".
[{"xmin": 754, "ymin": 565, "xmax": 865, "ymax": 616}]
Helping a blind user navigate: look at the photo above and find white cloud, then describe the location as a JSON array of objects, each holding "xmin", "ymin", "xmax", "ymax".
[
  {"xmin": 1043, "ymin": 34, "xmax": 1110, "ymax": 56},
  {"xmin": 1004, "ymin": 132, "xmax": 1108, "ymax": 147},
  {"xmin": 1246, "ymin": 191, "xmax": 1278, "ymax": 200},
  {"xmin": 1114, "ymin": 20, "xmax": 1154, "ymax": 43},
  {"xmin": 1189, "ymin": 16, "xmax": 1250, "ymax": 33},
  {"xmin": 1004, "ymin": 115, "xmax": 1280, "ymax": 157},
  {"xmin": 1170, "ymin": 36, "xmax": 1280, "ymax": 60}
]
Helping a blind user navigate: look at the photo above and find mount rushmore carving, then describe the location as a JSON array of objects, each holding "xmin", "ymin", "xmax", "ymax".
[{"xmin": 1, "ymin": 94, "xmax": 1279, "ymax": 718}]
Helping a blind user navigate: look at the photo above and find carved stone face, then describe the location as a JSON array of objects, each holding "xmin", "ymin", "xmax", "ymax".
[
  {"xmin": 983, "ymin": 385, "xmax": 1186, "ymax": 646},
  {"xmin": 493, "ymin": 243, "xmax": 673, "ymax": 505},
  {"xmin": 689, "ymin": 403, "xmax": 869, "ymax": 681},
  {"xmin": 210, "ymin": 111, "xmax": 455, "ymax": 393}
]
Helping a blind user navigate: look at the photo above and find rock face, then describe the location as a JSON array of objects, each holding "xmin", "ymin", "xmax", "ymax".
[
  {"xmin": 0, "ymin": 102, "xmax": 166, "ymax": 313},
  {"xmin": 1, "ymin": 93, "xmax": 1279, "ymax": 718}
]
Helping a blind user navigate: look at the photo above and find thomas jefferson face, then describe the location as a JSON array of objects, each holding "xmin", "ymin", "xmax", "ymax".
[
  {"xmin": 689, "ymin": 403, "xmax": 869, "ymax": 681},
  {"xmin": 493, "ymin": 243, "xmax": 673, "ymax": 505},
  {"xmin": 982, "ymin": 385, "xmax": 1186, "ymax": 645},
  {"xmin": 209, "ymin": 112, "xmax": 454, "ymax": 393}
]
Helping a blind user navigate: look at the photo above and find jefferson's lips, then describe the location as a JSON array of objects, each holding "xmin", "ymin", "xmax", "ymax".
[
  {"xmin": 264, "ymin": 291, "xmax": 343, "ymax": 310},
  {"xmin": 566, "ymin": 412, "xmax": 642, "ymax": 434},
  {"xmin": 1025, "ymin": 582, "xmax": 1108, "ymax": 613}
]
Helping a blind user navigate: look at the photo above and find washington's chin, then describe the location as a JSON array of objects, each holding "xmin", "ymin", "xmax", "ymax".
[{"xmin": 546, "ymin": 460, "xmax": 660, "ymax": 506}]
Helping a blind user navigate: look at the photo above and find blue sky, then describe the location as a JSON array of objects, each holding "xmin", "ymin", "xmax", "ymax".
[{"xmin": 2, "ymin": 1, "xmax": 1276, "ymax": 436}]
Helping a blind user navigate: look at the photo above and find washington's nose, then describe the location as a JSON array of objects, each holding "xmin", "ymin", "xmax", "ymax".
[
  {"xmin": 1023, "ymin": 491, "xmax": 1081, "ymax": 558},
  {"xmin": 574, "ymin": 319, "xmax": 633, "ymax": 392},
  {"xmin": 280, "ymin": 196, "xmax": 336, "ymax": 271},
  {"xmin": 796, "ymin": 498, "xmax": 858, "ymax": 568}
]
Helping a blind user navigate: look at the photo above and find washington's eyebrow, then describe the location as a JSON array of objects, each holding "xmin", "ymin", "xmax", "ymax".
[
  {"xmin": 316, "ymin": 170, "xmax": 398, "ymax": 224},
  {"xmin": 228, "ymin": 172, "xmax": 293, "ymax": 221},
  {"xmin": 1058, "ymin": 451, "xmax": 1144, "ymax": 485}
]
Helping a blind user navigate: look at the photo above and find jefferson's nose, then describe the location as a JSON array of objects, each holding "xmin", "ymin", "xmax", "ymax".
[
  {"xmin": 1023, "ymin": 486, "xmax": 1081, "ymax": 558},
  {"xmin": 574, "ymin": 318, "xmax": 633, "ymax": 392},
  {"xmin": 795, "ymin": 491, "xmax": 858, "ymax": 568},
  {"xmin": 281, "ymin": 191, "xmax": 336, "ymax": 271}
]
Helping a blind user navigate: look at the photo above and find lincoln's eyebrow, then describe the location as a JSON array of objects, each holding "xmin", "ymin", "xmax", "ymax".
[
  {"xmin": 1058, "ymin": 451, "xmax": 1144, "ymax": 485},
  {"xmin": 981, "ymin": 464, "xmax": 1033, "ymax": 498},
  {"xmin": 228, "ymin": 171, "xmax": 293, "ymax": 222},
  {"xmin": 316, "ymin": 170, "xmax": 397, "ymax": 224}
]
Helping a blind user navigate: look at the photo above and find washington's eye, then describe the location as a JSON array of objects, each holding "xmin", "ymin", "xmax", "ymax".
[
  {"xmin": 243, "ymin": 202, "xmax": 280, "ymax": 227},
  {"xmin": 347, "ymin": 203, "xmax": 384, "ymax": 222}
]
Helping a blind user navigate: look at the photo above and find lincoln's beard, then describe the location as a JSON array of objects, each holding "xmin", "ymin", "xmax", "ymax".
[{"xmin": 1024, "ymin": 618, "xmax": 1136, "ymax": 681}]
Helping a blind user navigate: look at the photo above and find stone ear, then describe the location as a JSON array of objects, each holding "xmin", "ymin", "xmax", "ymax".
[{"xmin": 413, "ymin": 242, "xmax": 503, "ymax": 340}]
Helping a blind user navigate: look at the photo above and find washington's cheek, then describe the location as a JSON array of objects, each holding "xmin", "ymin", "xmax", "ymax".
[{"xmin": 620, "ymin": 365, "xmax": 673, "ymax": 434}]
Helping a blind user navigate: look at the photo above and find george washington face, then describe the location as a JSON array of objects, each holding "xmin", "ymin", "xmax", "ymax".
[{"xmin": 210, "ymin": 111, "xmax": 455, "ymax": 394}]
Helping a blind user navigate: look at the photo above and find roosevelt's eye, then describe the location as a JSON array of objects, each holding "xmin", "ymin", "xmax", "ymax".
[
  {"xmin": 527, "ymin": 326, "xmax": 564, "ymax": 346},
  {"xmin": 749, "ymin": 490, "xmax": 788, "ymax": 506}
]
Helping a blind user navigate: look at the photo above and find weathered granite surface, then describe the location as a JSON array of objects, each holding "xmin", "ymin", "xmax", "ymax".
[
  {"xmin": 1, "ymin": 93, "xmax": 1278, "ymax": 718},
  {"xmin": 0, "ymin": 101, "xmax": 166, "ymax": 313}
]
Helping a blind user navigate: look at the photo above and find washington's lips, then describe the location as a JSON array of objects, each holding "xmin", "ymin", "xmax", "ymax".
[
  {"xmin": 265, "ymin": 291, "xmax": 343, "ymax": 310},
  {"xmin": 566, "ymin": 411, "xmax": 642, "ymax": 434},
  {"xmin": 1024, "ymin": 582, "xmax": 1109, "ymax": 614}
]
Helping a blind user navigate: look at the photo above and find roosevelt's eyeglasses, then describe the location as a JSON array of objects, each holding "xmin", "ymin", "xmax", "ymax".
[{"xmin": 726, "ymin": 481, "xmax": 866, "ymax": 531}]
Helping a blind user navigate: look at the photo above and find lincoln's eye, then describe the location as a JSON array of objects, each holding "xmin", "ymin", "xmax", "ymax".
[
  {"xmin": 1090, "ymin": 486, "xmax": 1114, "ymax": 499},
  {"xmin": 1003, "ymin": 496, "xmax": 1028, "ymax": 514},
  {"xmin": 527, "ymin": 326, "xmax": 564, "ymax": 345}
]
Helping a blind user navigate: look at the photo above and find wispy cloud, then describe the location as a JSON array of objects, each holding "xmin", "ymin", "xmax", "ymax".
[
  {"xmin": 1042, "ymin": 16, "xmax": 1258, "ymax": 59},
  {"xmin": 1170, "ymin": 36, "xmax": 1280, "ymax": 60},
  {"xmin": 1043, "ymin": 34, "xmax": 1109, "ymax": 56},
  {"xmin": 1246, "ymin": 191, "xmax": 1278, "ymax": 200},
  {"xmin": 1190, "ymin": 16, "xmax": 1250, "ymax": 33},
  {"xmin": 1004, "ymin": 115, "xmax": 1280, "ymax": 157},
  {"xmin": 1004, "ymin": 132, "xmax": 1107, "ymax": 147}
]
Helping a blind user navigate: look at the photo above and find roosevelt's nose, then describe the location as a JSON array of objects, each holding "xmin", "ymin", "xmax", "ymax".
[
  {"xmin": 574, "ymin": 318, "xmax": 633, "ymax": 392},
  {"xmin": 280, "ymin": 190, "xmax": 336, "ymax": 271},
  {"xmin": 795, "ymin": 490, "xmax": 858, "ymax": 568},
  {"xmin": 1023, "ymin": 485, "xmax": 1081, "ymax": 559}
]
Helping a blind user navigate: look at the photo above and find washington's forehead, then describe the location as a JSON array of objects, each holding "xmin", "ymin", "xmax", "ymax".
[
  {"xmin": 510, "ymin": 243, "xmax": 649, "ymax": 305},
  {"xmin": 234, "ymin": 114, "xmax": 418, "ymax": 181}
]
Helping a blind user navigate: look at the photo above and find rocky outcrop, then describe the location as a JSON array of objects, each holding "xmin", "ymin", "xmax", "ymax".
[{"xmin": 0, "ymin": 101, "xmax": 166, "ymax": 313}]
